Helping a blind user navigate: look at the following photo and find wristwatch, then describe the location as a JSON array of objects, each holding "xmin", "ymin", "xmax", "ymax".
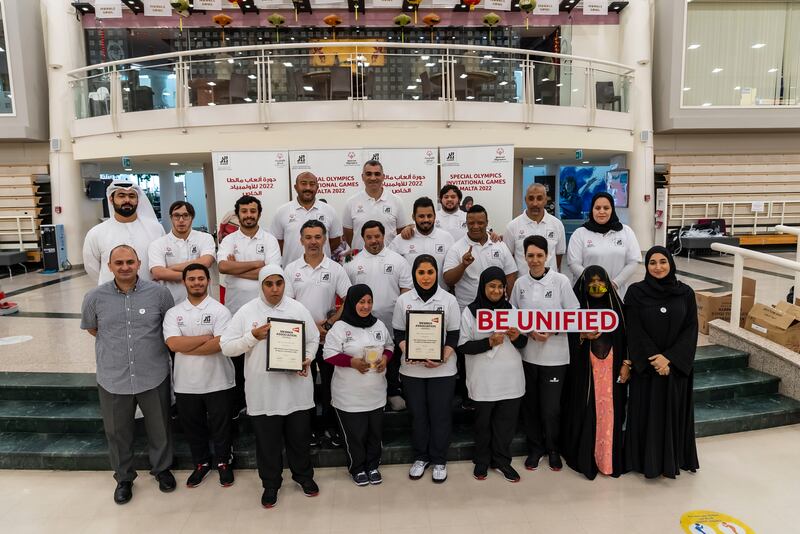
[{"xmin": 322, "ymin": 321, "xmax": 333, "ymax": 331}]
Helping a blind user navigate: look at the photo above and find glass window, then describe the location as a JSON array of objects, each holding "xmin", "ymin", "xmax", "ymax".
[
  {"xmin": 683, "ymin": 1, "xmax": 800, "ymax": 107},
  {"xmin": 0, "ymin": 0, "xmax": 13, "ymax": 114}
]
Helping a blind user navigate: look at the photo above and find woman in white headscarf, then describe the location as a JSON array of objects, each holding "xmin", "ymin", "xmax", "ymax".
[
  {"xmin": 82, "ymin": 179, "xmax": 164, "ymax": 284},
  {"xmin": 220, "ymin": 265, "xmax": 320, "ymax": 509}
]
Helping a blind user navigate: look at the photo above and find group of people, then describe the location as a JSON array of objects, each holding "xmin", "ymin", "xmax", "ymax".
[{"xmin": 80, "ymin": 159, "xmax": 699, "ymax": 510}]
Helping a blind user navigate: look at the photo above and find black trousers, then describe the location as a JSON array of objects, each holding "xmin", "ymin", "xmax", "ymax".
[
  {"xmin": 310, "ymin": 346, "xmax": 335, "ymax": 433},
  {"xmin": 386, "ymin": 347, "xmax": 403, "ymax": 397},
  {"xmin": 455, "ymin": 349, "xmax": 468, "ymax": 399},
  {"xmin": 403, "ymin": 375, "xmax": 456, "ymax": 465},
  {"xmin": 175, "ymin": 388, "xmax": 234, "ymax": 466},
  {"xmin": 231, "ymin": 355, "xmax": 246, "ymax": 415},
  {"xmin": 97, "ymin": 376, "xmax": 173, "ymax": 482},
  {"xmin": 336, "ymin": 407, "xmax": 384, "ymax": 475},
  {"xmin": 250, "ymin": 410, "xmax": 314, "ymax": 490},
  {"xmin": 473, "ymin": 397, "xmax": 521, "ymax": 468},
  {"xmin": 522, "ymin": 362, "xmax": 568, "ymax": 457}
]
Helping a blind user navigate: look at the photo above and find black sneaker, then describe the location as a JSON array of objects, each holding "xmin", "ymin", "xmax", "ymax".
[
  {"xmin": 494, "ymin": 464, "xmax": 521, "ymax": 483},
  {"xmin": 524, "ymin": 454, "xmax": 541, "ymax": 471},
  {"xmin": 473, "ymin": 464, "xmax": 488, "ymax": 480},
  {"xmin": 155, "ymin": 470, "xmax": 177, "ymax": 493},
  {"xmin": 309, "ymin": 431, "xmax": 320, "ymax": 448},
  {"xmin": 367, "ymin": 469, "xmax": 382, "ymax": 485},
  {"xmin": 217, "ymin": 463, "xmax": 234, "ymax": 487},
  {"xmin": 296, "ymin": 479, "xmax": 320, "ymax": 497},
  {"xmin": 352, "ymin": 471, "xmax": 369, "ymax": 486},
  {"xmin": 326, "ymin": 429, "xmax": 343, "ymax": 448},
  {"xmin": 113, "ymin": 481, "xmax": 133, "ymax": 504},
  {"xmin": 261, "ymin": 488, "xmax": 279, "ymax": 508},
  {"xmin": 186, "ymin": 463, "xmax": 211, "ymax": 488},
  {"xmin": 548, "ymin": 452, "xmax": 563, "ymax": 471}
]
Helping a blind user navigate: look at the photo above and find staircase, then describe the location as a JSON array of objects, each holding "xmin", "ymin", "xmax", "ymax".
[{"xmin": 1, "ymin": 344, "xmax": 799, "ymax": 471}]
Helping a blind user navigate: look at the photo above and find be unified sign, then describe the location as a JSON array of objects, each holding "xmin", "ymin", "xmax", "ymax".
[{"xmin": 476, "ymin": 309, "xmax": 619, "ymax": 333}]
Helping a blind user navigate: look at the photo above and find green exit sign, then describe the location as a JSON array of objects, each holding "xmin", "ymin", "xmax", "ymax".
[
  {"xmin": 122, "ymin": 157, "xmax": 131, "ymax": 169},
  {"xmin": 575, "ymin": 150, "xmax": 583, "ymax": 160}
]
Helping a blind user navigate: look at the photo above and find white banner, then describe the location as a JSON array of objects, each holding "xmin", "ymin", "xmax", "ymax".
[
  {"xmin": 368, "ymin": 0, "xmax": 404, "ymax": 8},
  {"xmin": 432, "ymin": 0, "xmax": 460, "ymax": 6},
  {"xmin": 439, "ymin": 144, "xmax": 515, "ymax": 231},
  {"xmin": 212, "ymin": 151, "xmax": 291, "ymax": 232},
  {"xmin": 533, "ymin": 0, "xmax": 558, "ymax": 15},
  {"xmin": 143, "ymin": 0, "xmax": 171, "ymax": 16},
  {"xmin": 95, "ymin": 0, "xmax": 123, "ymax": 18},
  {"xmin": 483, "ymin": 0, "xmax": 512, "ymax": 11},
  {"xmin": 583, "ymin": 0, "xmax": 608, "ymax": 16},
  {"xmin": 195, "ymin": 0, "xmax": 223, "ymax": 10},
  {"xmin": 255, "ymin": 0, "xmax": 284, "ymax": 7},
  {"xmin": 363, "ymin": 148, "xmax": 439, "ymax": 209}
]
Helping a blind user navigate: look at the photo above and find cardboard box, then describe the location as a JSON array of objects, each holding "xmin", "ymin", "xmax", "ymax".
[
  {"xmin": 695, "ymin": 277, "xmax": 756, "ymax": 335},
  {"xmin": 744, "ymin": 301, "xmax": 800, "ymax": 352}
]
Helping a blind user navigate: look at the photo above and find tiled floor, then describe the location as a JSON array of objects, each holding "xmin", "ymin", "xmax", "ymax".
[{"xmin": 0, "ymin": 424, "xmax": 797, "ymax": 533}]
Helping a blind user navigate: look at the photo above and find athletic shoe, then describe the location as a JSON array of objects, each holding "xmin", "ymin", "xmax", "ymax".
[
  {"xmin": 352, "ymin": 471, "xmax": 369, "ymax": 486},
  {"xmin": 368, "ymin": 469, "xmax": 383, "ymax": 485},
  {"xmin": 295, "ymin": 478, "xmax": 319, "ymax": 496},
  {"xmin": 524, "ymin": 454, "xmax": 541, "ymax": 471},
  {"xmin": 326, "ymin": 429, "xmax": 343, "ymax": 448},
  {"xmin": 186, "ymin": 463, "xmax": 211, "ymax": 487},
  {"xmin": 309, "ymin": 431, "xmax": 320, "ymax": 448},
  {"xmin": 473, "ymin": 464, "xmax": 488, "ymax": 480},
  {"xmin": 261, "ymin": 488, "xmax": 279, "ymax": 508},
  {"xmin": 388, "ymin": 396, "xmax": 407, "ymax": 411},
  {"xmin": 217, "ymin": 463, "xmax": 234, "ymax": 487},
  {"xmin": 494, "ymin": 465, "xmax": 521, "ymax": 483},
  {"xmin": 409, "ymin": 460, "xmax": 429, "ymax": 480},
  {"xmin": 432, "ymin": 464, "xmax": 447, "ymax": 483},
  {"xmin": 548, "ymin": 452, "xmax": 563, "ymax": 471}
]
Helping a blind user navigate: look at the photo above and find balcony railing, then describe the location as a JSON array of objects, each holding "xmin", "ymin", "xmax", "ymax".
[{"xmin": 67, "ymin": 42, "xmax": 634, "ymax": 129}]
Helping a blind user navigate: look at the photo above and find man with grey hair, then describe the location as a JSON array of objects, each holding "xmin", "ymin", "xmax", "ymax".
[
  {"xmin": 503, "ymin": 182, "xmax": 566, "ymax": 274},
  {"xmin": 81, "ymin": 244, "xmax": 176, "ymax": 505}
]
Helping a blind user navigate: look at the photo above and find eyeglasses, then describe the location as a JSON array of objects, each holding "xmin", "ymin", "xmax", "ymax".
[{"xmin": 171, "ymin": 213, "xmax": 192, "ymax": 220}]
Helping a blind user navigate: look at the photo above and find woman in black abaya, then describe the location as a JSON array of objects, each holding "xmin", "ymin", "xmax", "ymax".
[
  {"xmin": 624, "ymin": 246, "xmax": 699, "ymax": 479},
  {"xmin": 563, "ymin": 265, "xmax": 630, "ymax": 480}
]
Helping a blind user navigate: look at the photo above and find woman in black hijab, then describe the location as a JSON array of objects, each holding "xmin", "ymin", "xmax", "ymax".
[
  {"xmin": 392, "ymin": 255, "xmax": 462, "ymax": 483},
  {"xmin": 563, "ymin": 265, "xmax": 630, "ymax": 480},
  {"xmin": 624, "ymin": 246, "xmax": 699, "ymax": 479},
  {"xmin": 457, "ymin": 267, "xmax": 528, "ymax": 482}
]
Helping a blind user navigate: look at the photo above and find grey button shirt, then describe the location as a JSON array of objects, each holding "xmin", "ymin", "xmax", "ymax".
[{"xmin": 81, "ymin": 278, "xmax": 175, "ymax": 395}]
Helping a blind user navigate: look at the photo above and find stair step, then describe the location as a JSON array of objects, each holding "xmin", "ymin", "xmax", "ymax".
[
  {"xmin": 0, "ymin": 372, "xmax": 97, "ymax": 402},
  {"xmin": 694, "ymin": 345, "xmax": 749, "ymax": 372},
  {"xmin": 695, "ymin": 394, "xmax": 800, "ymax": 438},
  {"xmin": 693, "ymin": 368, "xmax": 779, "ymax": 402}
]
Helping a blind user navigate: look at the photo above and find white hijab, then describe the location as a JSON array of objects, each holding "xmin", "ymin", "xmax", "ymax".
[
  {"xmin": 106, "ymin": 179, "xmax": 160, "ymax": 228},
  {"xmin": 258, "ymin": 265, "xmax": 287, "ymax": 307}
]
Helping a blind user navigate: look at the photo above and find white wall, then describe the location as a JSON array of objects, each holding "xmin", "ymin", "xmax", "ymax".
[
  {"xmin": 568, "ymin": 24, "xmax": 621, "ymax": 64},
  {"xmin": 0, "ymin": 142, "xmax": 49, "ymax": 165}
]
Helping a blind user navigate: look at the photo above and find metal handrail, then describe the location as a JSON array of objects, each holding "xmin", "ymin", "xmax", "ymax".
[
  {"xmin": 66, "ymin": 41, "xmax": 636, "ymax": 78},
  {"xmin": 776, "ymin": 225, "xmax": 800, "ymax": 292}
]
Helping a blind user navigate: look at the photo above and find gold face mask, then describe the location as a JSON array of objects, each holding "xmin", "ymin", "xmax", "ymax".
[{"xmin": 588, "ymin": 282, "xmax": 608, "ymax": 297}]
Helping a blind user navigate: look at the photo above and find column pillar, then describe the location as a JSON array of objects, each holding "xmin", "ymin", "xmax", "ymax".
[
  {"xmin": 42, "ymin": 0, "xmax": 98, "ymax": 265},
  {"xmin": 619, "ymin": 0, "xmax": 655, "ymax": 250}
]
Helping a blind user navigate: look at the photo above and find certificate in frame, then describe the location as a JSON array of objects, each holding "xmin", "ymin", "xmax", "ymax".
[
  {"xmin": 405, "ymin": 310, "xmax": 445, "ymax": 362},
  {"xmin": 265, "ymin": 318, "xmax": 306, "ymax": 372}
]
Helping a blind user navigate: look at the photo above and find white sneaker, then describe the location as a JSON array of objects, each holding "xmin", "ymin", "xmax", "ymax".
[
  {"xmin": 432, "ymin": 464, "xmax": 447, "ymax": 483},
  {"xmin": 408, "ymin": 460, "xmax": 429, "ymax": 480},
  {"xmin": 388, "ymin": 395, "xmax": 407, "ymax": 411}
]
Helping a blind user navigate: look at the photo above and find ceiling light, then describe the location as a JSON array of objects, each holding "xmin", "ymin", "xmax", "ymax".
[
  {"xmin": 556, "ymin": 83, "xmax": 563, "ymax": 87},
  {"xmin": 572, "ymin": 88, "xmax": 579, "ymax": 92},
  {"xmin": 459, "ymin": 74, "xmax": 468, "ymax": 79},
  {"xmin": 498, "ymin": 81, "xmax": 508, "ymax": 86},
  {"xmin": 711, "ymin": 68, "xmax": 723, "ymax": 74},
  {"xmin": 207, "ymin": 81, "xmax": 217, "ymax": 86},
  {"xmin": 303, "ymin": 86, "xmax": 314, "ymax": 91},
  {"xmin": 420, "ymin": 55, "xmax": 430, "ymax": 60},
  {"xmin": 582, "ymin": 161, "xmax": 590, "ymax": 164},
  {"xmin": 170, "ymin": 162, "xmax": 179, "ymax": 166},
  {"xmin": 483, "ymin": 55, "xmax": 493, "ymax": 59},
  {"xmin": 751, "ymin": 43, "xmax": 766, "ymax": 49},
  {"xmin": 734, "ymin": 86, "xmax": 741, "ymax": 91},
  {"xmin": 283, "ymin": 62, "xmax": 293, "ymax": 67},
  {"xmin": 536, "ymin": 157, "xmax": 544, "ymax": 160},
  {"xmin": 466, "ymin": 96, "xmax": 475, "ymax": 100},
  {"xmin": 227, "ymin": 58, "xmax": 234, "ymax": 64},
  {"xmin": 683, "ymin": 87, "xmax": 691, "ymax": 91},
  {"xmin": 702, "ymin": 102, "xmax": 712, "ymax": 106},
  {"xmin": 535, "ymin": 98, "xmax": 542, "ymax": 102},
  {"xmin": 244, "ymin": 97, "xmax": 253, "ymax": 102},
  {"xmin": 542, "ymin": 77, "xmax": 550, "ymax": 82},
  {"xmin": 412, "ymin": 95, "xmax": 420, "ymax": 100},
  {"xmin": 124, "ymin": 168, "xmax": 132, "ymax": 172},
  {"xmin": 406, "ymin": 85, "xmax": 418, "ymax": 90},
  {"xmin": 208, "ymin": 102, "xmax": 216, "ymax": 106},
  {"xmin": 768, "ymin": 68, "xmax": 778, "ymax": 73},
  {"xmin": 248, "ymin": 74, "xmax": 257, "ymax": 80},
  {"xmin": 425, "ymin": 62, "xmax": 435, "ymax": 67},
  {"xmin": 687, "ymin": 44, "xmax": 701, "ymax": 50}
]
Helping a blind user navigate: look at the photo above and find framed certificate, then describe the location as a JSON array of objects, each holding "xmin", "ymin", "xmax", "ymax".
[
  {"xmin": 405, "ymin": 310, "xmax": 445, "ymax": 362},
  {"xmin": 265, "ymin": 318, "xmax": 305, "ymax": 372}
]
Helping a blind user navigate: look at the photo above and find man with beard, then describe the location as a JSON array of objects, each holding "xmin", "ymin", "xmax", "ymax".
[
  {"xmin": 83, "ymin": 180, "xmax": 165, "ymax": 285},
  {"xmin": 345, "ymin": 220, "xmax": 413, "ymax": 411},
  {"xmin": 504, "ymin": 183, "xmax": 566, "ymax": 275},
  {"xmin": 435, "ymin": 184, "xmax": 467, "ymax": 241},
  {"xmin": 149, "ymin": 201, "xmax": 216, "ymax": 304},
  {"xmin": 271, "ymin": 172, "xmax": 343, "ymax": 267},
  {"xmin": 80, "ymin": 245, "xmax": 176, "ymax": 504},
  {"xmin": 163, "ymin": 263, "xmax": 235, "ymax": 488},
  {"xmin": 389, "ymin": 196, "xmax": 454, "ymax": 287},
  {"xmin": 342, "ymin": 160, "xmax": 412, "ymax": 251},
  {"xmin": 218, "ymin": 195, "xmax": 282, "ymax": 414}
]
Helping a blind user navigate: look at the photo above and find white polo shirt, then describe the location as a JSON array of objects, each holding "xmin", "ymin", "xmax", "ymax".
[
  {"xmin": 148, "ymin": 230, "xmax": 217, "ymax": 304},
  {"xmin": 566, "ymin": 225, "xmax": 641, "ymax": 299},
  {"xmin": 435, "ymin": 209, "xmax": 467, "ymax": 241},
  {"xmin": 503, "ymin": 211, "xmax": 566, "ymax": 274},
  {"xmin": 443, "ymin": 235, "xmax": 518, "ymax": 310},
  {"xmin": 163, "ymin": 296, "xmax": 234, "ymax": 394},
  {"xmin": 344, "ymin": 248, "xmax": 413, "ymax": 329},
  {"xmin": 343, "ymin": 189, "xmax": 411, "ymax": 251},
  {"xmin": 284, "ymin": 256, "xmax": 351, "ymax": 323},
  {"xmin": 83, "ymin": 218, "xmax": 165, "ymax": 285},
  {"xmin": 510, "ymin": 269, "xmax": 580, "ymax": 366},
  {"xmin": 217, "ymin": 228, "xmax": 282, "ymax": 315},
  {"xmin": 270, "ymin": 199, "xmax": 343, "ymax": 267},
  {"xmin": 458, "ymin": 308, "xmax": 525, "ymax": 402},
  {"xmin": 323, "ymin": 319, "xmax": 393, "ymax": 413},
  {"xmin": 220, "ymin": 295, "xmax": 319, "ymax": 417},
  {"xmin": 388, "ymin": 227, "xmax": 454, "ymax": 286},
  {"xmin": 392, "ymin": 287, "xmax": 461, "ymax": 379}
]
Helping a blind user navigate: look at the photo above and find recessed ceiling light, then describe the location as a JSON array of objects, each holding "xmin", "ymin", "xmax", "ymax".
[
  {"xmin": 683, "ymin": 87, "xmax": 691, "ymax": 91},
  {"xmin": 208, "ymin": 102, "xmax": 216, "ymax": 106},
  {"xmin": 466, "ymin": 96, "xmax": 475, "ymax": 100},
  {"xmin": 751, "ymin": 43, "xmax": 766, "ymax": 49},
  {"xmin": 582, "ymin": 161, "xmax": 590, "ymax": 164},
  {"xmin": 170, "ymin": 162, "xmax": 179, "ymax": 166},
  {"xmin": 536, "ymin": 157, "xmax": 544, "ymax": 160},
  {"xmin": 712, "ymin": 68, "xmax": 723, "ymax": 74},
  {"xmin": 283, "ymin": 62, "xmax": 293, "ymax": 67},
  {"xmin": 734, "ymin": 86, "xmax": 741, "ymax": 90},
  {"xmin": 498, "ymin": 81, "xmax": 508, "ymax": 86},
  {"xmin": 702, "ymin": 102, "xmax": 712, "ymax": 106},
  {"xmin": 406, "ymin": 85, "xmax": 418, "ymax": 90},
  {"xmin": 687, "ymin": 44, "xmax": 701, "ymax": 50},
  {"xmin": 248, "ymin": 74, "xmax": 257, "ymax": 80},
  {"xmin": 207, "ymin": 81, "xmax": 217, "ymax": 86},
  {"xmin": 768, "ymin": 68, "xmax": 778, "ymax": 73}
]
